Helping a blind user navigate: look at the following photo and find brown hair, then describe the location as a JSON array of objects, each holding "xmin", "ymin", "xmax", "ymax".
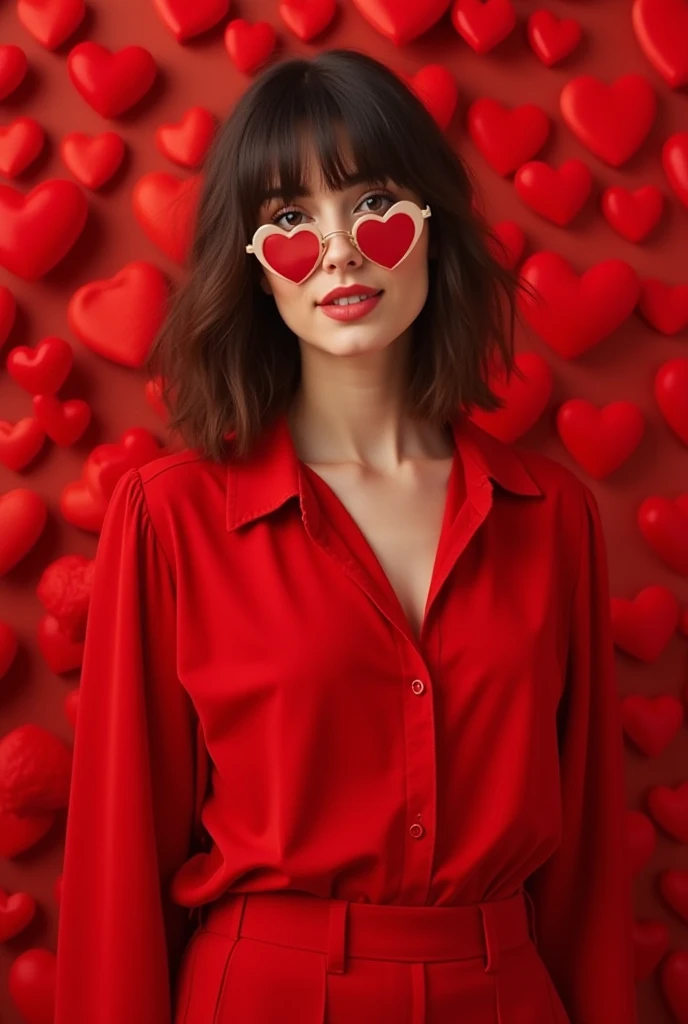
[{"xmin": 145, "ymin": 48, "xmax": 536, "ymax": 462}]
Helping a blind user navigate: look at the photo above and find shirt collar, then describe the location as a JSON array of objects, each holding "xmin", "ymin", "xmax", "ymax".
[{"xmin": 224, "ymin": 411, "xmax": 542, "ymax": 532}]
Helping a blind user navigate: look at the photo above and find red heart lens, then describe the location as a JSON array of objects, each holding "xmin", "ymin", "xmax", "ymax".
[
  {"xmin": 262, "ymin": 229, "xmax": 321, "ymax": 283},
  {"xmin": 355, "ymin": 212, "xmax": 416, "ymax": 269}
]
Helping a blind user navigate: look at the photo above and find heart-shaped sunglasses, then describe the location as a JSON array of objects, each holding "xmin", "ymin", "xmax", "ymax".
[{"xmin": 246, "ymin": 199, "xmax": 432, "ymax": 285}]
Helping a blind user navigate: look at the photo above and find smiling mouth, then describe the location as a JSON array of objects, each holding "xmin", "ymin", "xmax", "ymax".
[{"xmin": 317, "ymin": 290, "xmax": 384, "ymax": 307}]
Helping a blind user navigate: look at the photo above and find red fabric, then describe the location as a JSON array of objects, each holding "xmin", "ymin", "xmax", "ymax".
[{"xmin": 54, "ymin": 410, "xmax": 637, "ymax": 1024}]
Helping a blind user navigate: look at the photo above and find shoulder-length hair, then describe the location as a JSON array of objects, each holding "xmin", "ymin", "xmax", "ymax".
[{"xmin": 146, "ymin": 48, "xmax": 535, "ymax": 462}]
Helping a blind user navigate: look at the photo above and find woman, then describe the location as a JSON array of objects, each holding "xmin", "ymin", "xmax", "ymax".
[{"xmin": 54, "ymin": 49, "xmax": 636, "ymax": 1024}]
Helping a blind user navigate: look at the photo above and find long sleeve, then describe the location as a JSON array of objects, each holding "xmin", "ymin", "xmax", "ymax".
[
  {"xmin": 54, "ymin": 468, "xmax": 204, "ymax": 1024},
  {"xmin": 524, "ymin": 483, "xmax": 637, "ymax": 1024}
]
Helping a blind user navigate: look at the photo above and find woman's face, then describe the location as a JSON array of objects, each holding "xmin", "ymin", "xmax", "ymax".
[{"xmin": 254, "ymin": 138, "xmax": 430, "ymax": 359}]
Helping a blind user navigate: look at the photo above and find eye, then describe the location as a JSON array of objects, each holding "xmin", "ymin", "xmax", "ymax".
[{"xmin": 269, "ymin": 190, "xmax": 396, "ymax": 230}]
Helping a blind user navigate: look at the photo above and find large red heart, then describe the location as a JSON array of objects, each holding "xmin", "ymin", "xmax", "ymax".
[
  {"xmin": 611, "ymin": 585, "xmax": 680, "ymax": 662},
  {"xmin": 0, "ymin": 419, "xmax": 46, "ymax": 471},
  {"xmin": 279, "ymin": 0, "xmax": 337, "ymax": 42},
  {"xmin": 517, "ymin": 252, "xmax": 640, "ymax": 359},
  {"xmin": 659, "ymin": 869, "xmax": 688, "ymax": 922},
  {"xmin": 407, "ymin": 64, "xmax": 458, "ymax": 130},
  {"xmin": 0, "ymin": 489, "xmax": 48, "ymax": 576},
  {"xmin": 131, "ymin": 171, "xmax": 201, "ymax": 264},
  {"xmin": 67, "ymin": 42, "xmax": 157, "ymax": 118},
  {"xmin": 527, "ymin": 10, "xmax": 581, "ymax": 67},
  {"xmin": 0, "ymin": 45, "xmax": 28, "ymax": 100},
  {"xmin": 637, "ymin": 494, "xmax": 688, "ymax": 574},
  {"xmin": 600, "ymin": 184, "xmax": 664, "ymax": 242},
  {"xmin": 67, "ymin": 260, "xmax": 169, "ymax": 368},
  {"xmin": 514, "ymin": 158, "xmax": 592, "ymax": 226},
  {"xmin": 560, "ymin": 73, "xmax": 657, "ymax": 167},
  {"xmin": 350, "ymin": 0, "xmax": 451, "ymax": 44},
  {"xmin": 59, "ymin": 130, "xmax": 125, "ymax": 189},
  {"xmin": 224, "ymin": 19, "xmax": 277, "ymax": 74},
  {"xmin": 155, "ymin": 107, "xmax": 216, "ymax": 168},
  {"xmin": 556, "ymin": 399, "xmax": 644, "ymax": 478},
  {"xmin": 0, "ymin": 179, "xmax": 88, "ymax": 281},
  {"xmin": 655, "ymin": 358, "xmax": 688, "ymax": 445},
  {"xmin": 621, "ymin": 695, "xmax": 684, "ymax": 756},
  {"xmin": 638, "ymin": 280, "xmax": 688, "ymax": 335},
  {"xmin": 647, "ymin": 781, "xmax": 688, "ymax": 842},
  {"xmin": 17, "ymin": 0, "xmax": 84, "ymax": 49},
  {"xmin": 468, "ymin": 351, "xmax": 553, "ymax": 442},
  {"xmin": 632, "ymin": 0, "xmax": 688, "ymax": 89},
  {"xmin": 662, "ymin": 132, "xmax": 688, "ymax": 208},
  {"xmin": 451, "ymin": 0, "xmax": 517, "ymax": 55},
  {"xmin": 152, "ymin": 0, "xmax": 230, "ymax": 41},
  {"xmin": 467, "ymin": 98, "xmax": 551, "ymax": 176},
  {"xmin": 0, "ymin": 117, "xmax": 44, "ymax": 178},
  {"xmin": 626, "ymin": 810, "xmax": 657, "ymax": 876},
  {"xmin": 0, "ymin": 889, "xmax": 36, "ymax": 941}
]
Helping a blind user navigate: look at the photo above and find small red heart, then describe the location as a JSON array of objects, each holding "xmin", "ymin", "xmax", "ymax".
[
  {"xmin": 279, "ymin": 0, "xmax": 336, "ymax": 40},
  {"xmin": 67, "ymin": 42, "xmax": 157, "ymax": 118},
  {"xmin": 0, "ymin": 724, "xmax": 72, "ymax": 816},
  {"xmin": 351, "ymin": 0, "xmax": 451, "ymax": 45},
  {"xmin": 468, "ymin": 350, "xmax": 553, "ymax": 443},
  {"xmin": 0, "ymin": 622, "xmax": 18, "ymax": 679},
  {"xmin": 638, "ymin": 494, "xmax": 688, "ymax": 575},
  {"xmin": 655, "ymin": 357, "xmax": 688, "ymax": 446},
  {"xmin": 32, "ymin": 394, "xmax": 91, "ymax": 446},
  {"xmin": 131, "ymin": 171, "xmax": 201, "ymax": 264},
  {"xmin": 647, "ymin": 781, "xmax": 688, "ymax": 842},
  {"xmin": 0, "ymin": 45, "xmax": 29, "ymax": 100},
  {"xmin": 0, "ymin": 117, "xmax": 44, "ymax": 177},
  {"xmin": 224, "ymin": 19, "xmax": 276, "ymax": 74},
  {"xmin": 0, "ymin": 418, "xmax": 45, "ymax": 470},
  {"xmin": 661, "ymin": 950, "xmax": 688, "ymax": 1021},
  {"xmin": 451, "ymin": 0, "xmax": 517, "ymax": 55},
  {"xmin": 6, "ymin": 336, "xmax": 73, "ymax": 394},
  {"xmin": 514, "ymin": 158, "xmax": 592, "ymax": 226},
  {"xmin": 632, "ymin": 919, "xmax": 670, "ymax": 980},
  {"xmin": 7, "ymin": 947, "xmax": 56, "ymax": 1024},
  {"xmin": 662, "ymin": 131, "xmax": 688, "ymax": 208},
  {"xmin": 527, "ymin": 10, "xmax": 582, "ymax": 67},
  {"xmin": 83, "ymin": 428, "xmax": 162, "ymax": 501},
  {"xmin": 621, "ymin": 695, "xmax": 684, "ymax": 756},
  {"xmin": 36, "ymin": 554, "xmax": 95, "ymax": 641},
  {"xmin": 611, "ymin": 585, "xmax": 680, "ymax": 662},
  {"xmin": 560, "ymin": 73, "xmax": 657, "ymax": 167},
  {"xmin": 467, "ymin": 97, "xmax": 551, "ymax": 176},
  {"xmin": 0, "ymin": 806, "xmax": 55, "ymax": 857},
  {"xmin": 155, "ymin": 107, "xmax": 216, "ymax": 168},
  {"xmin": 60, "ymin": 130, "xmax": 125, "ymax": 189},
  {"xmin": 36, "ymin": 613, "xmax": 85, "ymax": 673},
  {"xmin": 638, "ymin": 280, "xmax": 688, "ymax": 335},
  {"xmin": 0, "ymin": 889, "xmax": 37, "ymax": 941},
  {"xmin": 152, "ymin": 0, "xmax": 230, "ymax": 41},
  {"xmin": 626, "ymin": 810, "xmax": 657, "ymax": 876},
  {"xmin": 0, "ymin": 285, "xmax": 17, "ymax": 348},
  {"xmin": 0, "ymin": 489, "xmax": 48, "ymax": 576},
  {"xmin": 659, "ymin": 869, "xmax": 688, "ymax": 922},
  {"xmin": 0, "ymin": 179, "xmax": 88, "ymax": 281},
  {"xmin": 58, "ymin": 479, "xmax": 108, "ymax": 533},
  {"xmin": 632, "ymin": 0, "xmax": 688, "ymax": 89},
  {"xmin": 490, "ymin": 220, "xmax": 525, "ymax": 270},
  {"xmin": 600, "ymin": 184, "xmax": 663, "ymax": 242},
  {"xmin": 17, "ymin": 0, "xmax": 85, "ymax": 49},
  {"xmin": 556, "ymin": 399, "xmax": 644, "ymax": 478},
  {"xmin": 407, "ymin": 64, "xmax": 458, "ymax": 130}
]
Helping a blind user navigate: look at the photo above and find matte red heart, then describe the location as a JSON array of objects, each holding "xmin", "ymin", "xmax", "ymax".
[
  {"xmin": 638, "ymin": 494, "xmax": 688, "ymax": 575},
  {"xmin": 36, "ymin": 554, "xmax": 94, "ymax": 642},
  {"xmin": 350, "ymin": 0, "xmax": 451, "ymax": 44},
  {"xmin": 661, "ymin": 950, "xmax": 688, "ymax": 1021},
  {"xmin": 0, "ymin": 117, "xmax": 44, "ymax": 177},
  {"xmin": 0, "ymin": 45, "xmax": 28, "ymax": 100},
  {"xmin": 517, "ymin": 252, "xmax": 640, "ymax": 358},
  {"xmin": 632, "ymin": 920, "xmax": 669, "ymax": 980},
  {"xmin": 279, "ymin": 0, "xmax": 336, "ymax": 41},
  {"xmin": 7, "ymin": 947, "xmax": 56, "ymax": 1024},
  {"xmin": 626, "ymin": 810, "xmax": 657, "ymax": 876},
  {"xmin": 556, "ymin": 399, "xmax": 644, "ymax": 478},
  {"xmin": 0, "ymin": 806, "xmax": 55, "ymax": 857},
  {"xmin": 560, "ymin": 73, "xmax": 657, "ymax": 167},
  {"xmin": 611, "ymin": 585, "xmax": 680, "ymax": 662},
  {"xmin": 58, "ymin": 479, "xmax": 108, "ymax": 533},
  {"xmin": 468, "ymin": 351, "xmax": 553, "ymax": 443},
  {"xmin": 0, "ymin": 889, "xmax": 36, "ymax": 941},
  {"xmin": 0, "ymin": 418, "xmax": 45, "ymax": 471},
  {"xmin": 514, "ymin": 159, "xmax": 592, "ymax": 226},
  {"xmin": 0, "ymin": 285, "xmax": 16, "ymax": 348},
  {"xmin": 451, "ymin": 0, "xmax": 517, "ymax": 55},
  {"xmin": 660, "ymin": 870, "xmax": 688, "ymax": 922},
  {"xmin": 0, "ymin": 724, "xmax": 72, "ymax": 816},
  {"xmin": 527, "ymin": 10, "xmax": 581, "ymax": 67},
  {"xmin": 0, "ymin": 622, "xmax": 18, "ymax": 679},
  {"xmin": 647, "ymin": 781, "xmax": 688, "ymax": 842},
  {"xmin": 155, "ymin": 107, "xmax": 215, "ymax": 168},
  {"xmin": 6, "ymin": 336, "xmax": 73, "ymax": 394},
  {"xmin": 467, "ymin": 98, "xmax": 550, "ymax": 176},
  {"xmin": 131, "ymin": 172, "xmax": 201, "ymax": 264},
  {"xmin": 407, "ymin": 65, "xmax": 458, "ymax": 130},
  {"xmin": 67, "ymin": 42, "xmax": 157, "ymax": 118},
  {"xmin": 600, "ymin": 184, "xmax": 663, "ymax": 242},
  {"xmin": 152, "ymin": 0, "xmax": 230, "ymax": 41},
  {"xmin": 224, "ymin": 19, "xmax": 276, "ymax": 74},
  {"xmin": 621, "ymin": 695, "xmax": 684, "ymax": 756},
  {"xmin": 0, "ymin": 489, "xmax": 47, "ymax": 575},
  {"xmin": 638, "ymin": 280, "xmax": 688, "ymax": 335},
  {"xmin": 0, "ymin": 179, "xmax": 88, "ymax": 280},
  {"xmin": 17, "ymin": 0, "xmax": 85, "ymax": 49},
  {"xmin": 67, "ymin": 260, "xmax": 169, "ymax": 368},
  {"xmin": 32, "ymin": 394, "xmax": 91, "ymax": 446},
  {"xmin": 662, "ymin": 131, "xmax": 688, "ymax": 208},
  {"xmin": 83, "ymin": 428, "xmax": 162, "ymax": 501},
  {"xmin": 489, "ymin": 220, "xmax": 525, "ymax": 270},
  {"xmin": 655, "ymin": 358, "xmax": 688, "ymax": 445},
  {"xmin": 37, "ymin": 613, "xmax": 85, "ymax": 673},
  {"xmin": 59, "ymin": 131, "xmax": 125, "ymax": 189},
  {"xmin": 632, "ymin": 0, "xmax": 688, "ymax": 89}
]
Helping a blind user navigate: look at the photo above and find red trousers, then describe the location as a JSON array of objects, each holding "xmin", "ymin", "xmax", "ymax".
[{"xmin": 173, "ymin": 888, "xmax": 571, "ymax": 1024}]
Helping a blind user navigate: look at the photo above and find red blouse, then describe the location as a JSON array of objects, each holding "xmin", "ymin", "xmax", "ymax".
[{"xmin": 54, "ymin": 410, "xmax": 637, "ymax": 1024}]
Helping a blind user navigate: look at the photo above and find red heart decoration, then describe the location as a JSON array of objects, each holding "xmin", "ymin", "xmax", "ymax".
[
  {"xmin": 661, "ymin": 950, "xmax": 688, "ymax": 1021},
  {"xmin": 655, "ymin": 357, "xmax": 688, "ymax": 445},
  {"xmin": 527, "ymin": 10, "xmax": 582, "ymax": 67},
  {"xmin": 17, "ymin": 0, "xmax": 85, "ymax": 50},
  {"xmin": 600, "ymin": 184, "xmax": 663, "ymax": 242},
  {"xmin": 32, "ymin": 394, "xmax": 91, "ymax": 446},
  {"xmin": 36, "ymin": 554, "xmax": 94, "ymax": 641},
  {"xmin": 660, "ymin": 870, "xmax": 688, "ymax": 922},
  {"xmin": 621, "ymin": 695, "xmax": 684, "ymax": 756},
  {"xmin": 647, "ymin": 781, "xmax": 688, "ymax": 842},
  {"xmin": 152, "ymin": 0, "xmax": 230, "ymax": 41},
  {"xmin": 517, "ymin": 252, "xmax": 640, "ymax": 359},
  {"xmin": 67, "ymin": 42, "xmax": 157, "ymax": 118},
  {"xmin": 638, "ymin": 280, "xmax": 688, "ymax": 335},
  {"xmin": 626, "ymin": 810, "xmax": 657, "ymax": 876},
  {"xmin": 407, "ymin": 64, "xmax": 458, "ymax": 130},
  {"xmin": 662, "ymin": 131, "xmax": 688, "ymax": 208},
  {"xmin": 82, "ymin": 428, "xmax": 162, "ymax": 501},
  {"xmin": 36, "ymin": 613, "xmax": 85, "ymax": 673},
  {"xmin": 0, "ymin": 418, "xmax": 46, "ymax": 471},
  {"xmin": 556, "ymin": 399, "xmax": 644, "ymax": 478},
  {"xmin": 356, "ymin": 210, "xmax": 417, "ymax": 269},
  {"xmin": 560, "ymin": 73, "xmax": 657, "ymax": 167},
  {"xmin": 632, "ymin": 919, "xmax": 670, "ymax": 981},
  {"xmin": 0, "ymin": 806, "xmax": 55, "ymax": 857},
  {"xmin": 0, "ymin": 889, "xmax": 37, "ymax": 941},
  {"xmin": 224, "ymin": 19, "xmax": 277, "ymax": 74},
  {"xmin": 611, "ymin": 585, "xmax": 680, "ymax": 662},
  {"xmin": 0, "ymin": 117, "xmax": 44, "ymax": 178},
  {"xmin": 263, "ymin": 229, "xmax": 323, "ymax": 283},
  {"xmin": 0, "ymin": 179, "xmax": 88, "ymax": 281},
  {"xmin": 0, "ymin": 45, "xmax": 29, "ymax": 100},
  {"xmin": 632, "ymin": 0, "xmax": 688, "ymax": 89},
  {"xmin": 638, "ymin": 494, "xmax": 688, "ymax": 575},
  {"xmin": 7, "ymin": 947, "xmax": 56, "ymax": 1024},
  {"xmin": 350, "ymin": 0, "xmax": 451, "ymax": 44},
  {"xmin": 279, "ymin": 0, "xmax": 337, "ymax": 41},
  {"xmin": 0, "ymin": 489, "xmax": 48, "ymax": 575},
  {"xmin": 6, "ymin": 336, "xmax": 73, "ymax": 394},
  {"xmin": 155, "ymin": 107, "xmax": 216, "ymax": 168},
  {"xmin": 0, "ymin": 724, "xmax": 72, "ymax": 816},
  {"xmin": 489, "ymin": 220, "xmax": 525, "ymax": 270},
  {"xmin": 467, "ymin": 98, "xmax": 551, "ymax": 176},
  {"xmin": 0, "ymin": 285, "xmax": 17, "ymax": 348},
  {"xmin": 67, "ymin": 260, "xmax": 169, "ymax": 368},
  {"xmin": 59, "ymin": 479, "xmax": 109, "ymax": 533},
  {"xmin": 0, "ymin": 621, "xmax": 18, "ymax": 678},
  {"xmin": 468, "ymin": 351, "xmax": 553, "ymax": 442},
  {"xmin": 451, "ymin": 0, "xmax": 517, "ymax": 55},
  {"xmin": 131, "ymin": 171, "xmax": 201, "ymax": 264},
  {"xmin": 59, "ymin": 130, "xmax": 125, "ymax": 189},
  {"xmin": 514, "ymin": 158, "xmax": 592, "ymax": 226}
]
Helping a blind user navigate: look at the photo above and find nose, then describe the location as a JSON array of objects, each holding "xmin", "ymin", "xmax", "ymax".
[{"xmin": 321, "ymin": 228, "xmax": 363, "ymax": 273}]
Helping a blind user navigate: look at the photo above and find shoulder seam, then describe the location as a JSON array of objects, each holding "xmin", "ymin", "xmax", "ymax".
[{"xmin": 131, "ymin": 467, "xmax": 177, "ymax": 583}]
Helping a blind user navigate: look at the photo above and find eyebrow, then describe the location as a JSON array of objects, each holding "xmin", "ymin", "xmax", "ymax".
[{"xmin": 261, "ymin": 172, "xmax": 386, "ymax": 202}]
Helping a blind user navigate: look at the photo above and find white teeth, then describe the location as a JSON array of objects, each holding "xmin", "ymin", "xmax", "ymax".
[{"xmin": 331, "ymin": 293, "xmax": 376, "ymax": 306}]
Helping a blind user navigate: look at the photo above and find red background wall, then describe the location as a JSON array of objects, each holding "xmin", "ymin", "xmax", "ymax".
[{"xmin": 0, "ymin": 1, "xmax": 687, "ymax": 1022}]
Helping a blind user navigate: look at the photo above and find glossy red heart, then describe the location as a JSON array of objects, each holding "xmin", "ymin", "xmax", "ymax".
[
  {"xmin": 451, "ymin": 0, "xmax": 517, "ymax": 55},
  {"xmin": 647, "ymin": 781, "xmax": 688, "ymax": 842},
  {"xmin": 67, "ymin": 42, "xmax": 157, "ymax": 118},
  {"xmin": 517, "ymin": 252, "xmax": 640, "ymax": 359},
  {"xmin": 0, "ymin": 117, "xmax": 44, "ymax": 177},
  {"xmin": 67, "ymin": 260, "xmax": 169, "ymax": 368},
  {"xmin": 468, "ymin": 351, "xmax": 553, "ymax": 442},
  {"xmin": 632, "ymin": 919, "xmax": 669, "ymax": 980},
  {"xmin": 0, "ymin": 622, "xmax": 18, "ymax": 679},
  {"xmin": 638, "ymin": 494, "xmax": 688, "ymax": 575},
  {"xmin": 0, "ymin": 724, "xmax": 72, "ymax": 816},
  {"xmin": 0, "ymin": 489, "xmax": 48, "ymax": 575},
  {"xmin": 527, "ymin": 10, "xmax": 581, "ymax": 67},
  {"xmin": 489, "ymin": 220, "xmax": 525, "ymax": 270},
  {"xmin": 0, "ymin": 179, "xmax": 88, "ymax": 281},
  {"xmin": 131, "ymin": 172, "xmax": 201, "ymax": 264},
  {"xmin": 0, "ymin": 889, "xmax": 37, "ymax": 941},
  {"xmin": 632, "ymin": 0, "xmax": 688, "ymax": 89},
  {"xmin": 626, "ymin": 810, "xmax": 657, "ymax": 876},
  {"xmin": 0, "ymin": 418, "xmax": 46, "ymax": 471},
  {"xmin": 0, "ymin": 45, "xmax": 29, "ymax": 100},
  {"xmin": 638, "ymin": 280, "xmax": 688, "ymax": 336},
  {"xmin": 32, "ymin": 394, "xmax": 91, "ymax": 446},
  {"xmin": 467, "ymin": 98, "xmax": 551, "ymax": 176},
  {"xmin": 7, "ymin": 947, "xmax": 56, "ymax": 1024},
  {"xmin": 224, "ymin": 19, "xmax": 277, "ymax": 74},
  {"xmin": 659, "ymin": 869, "xmax": 688, "ymax": 922},
  {"xmin": 662, "ymin": 131, "xmax": 688, "ymax": 208},
  {"xmin": 514, "ymin": 158, "xmax": 592, "ymax": 226},
  {"xmin": 83, "ymin": 428, "xmax": 162, "ymax": 501},
  {"xmin": 0, "ymin": 806, "xmax": 55, "ymax": 857},
  {"xmin": 0, "ymin": 285, "xmax": 16, "ymax": 348},
  {"xmin": 59, "ymin": 130, "xmax": 125, "ymax": 189},
  {"xmin": 600, "ymin": 184, "xmax": 663, "ymax": 242},
  {"xmin": 655, "ymin": 358, "xmax": 688, "ymax": 445},
  {"xmin": 279, "ymin": 0, "xmax": 336, "ymax": 41},
  {"xmin": 556, "ymin": 399, "xmax": 644, "ymax": 478},
  {"xmin": 152, "ymin": 0, "xmax": 230, "ymax": 41},
  {"xmin": 36, "ymin": 613, "xmax": 85, "ymax": 673},
  {"xmin": 621, "ymin": 695, "xmax": 684, "ymax": 756},
  {"xmin": 350, "ymin": 0, "xmax": 451, "ymax": 44},
  {"xmin": 560, "ymin": 73, "xmax": 657, "ymax": 167},
  {"xmin": 155, "ymin": 107, "xmax": 215, "ymax": 168},
  {"xmin": 59, "ymin": 478, "xmax": 109, "ymax": 533},
  {"xmin": 6, "ymin": 336, "xmax": 73, "ymax": 394},
  {"xmin": 407, "ymin": 65, "xmax": 458, "ymax": 130},
  {"xmin": 611, "ymin": 585, "xmax": 680, "ymax": 662},
  {"xmin": 17, "ymin": 0, "xmax": 85, "ymax": 49}
]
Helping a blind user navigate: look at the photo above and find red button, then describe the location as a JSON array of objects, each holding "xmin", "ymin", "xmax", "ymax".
[
  {"xmin": 411, "ymin": 679, "xmax": 425, "ymax": 695},
  {"xmin": 409, "ymin": 823, "xmax": 424, "ymax": 838}
]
